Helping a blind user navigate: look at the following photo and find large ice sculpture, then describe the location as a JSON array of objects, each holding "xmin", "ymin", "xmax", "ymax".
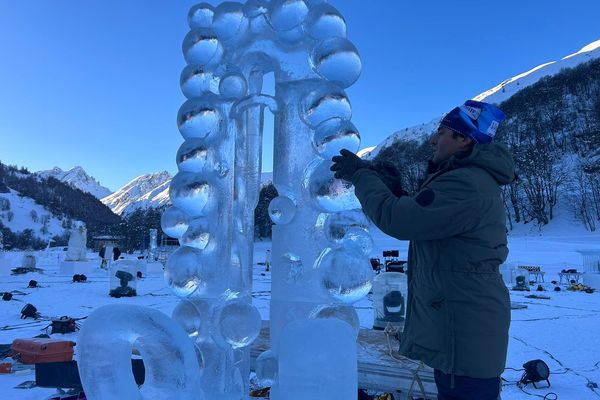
[{"xmin": 79, "ymin": 1, "xmax": 370, "ymax": 399}]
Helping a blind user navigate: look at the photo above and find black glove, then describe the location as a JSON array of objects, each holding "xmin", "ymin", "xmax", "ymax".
[{"xmin": 330, "ymin": 149, "xmax": 370, "ymax": 181}]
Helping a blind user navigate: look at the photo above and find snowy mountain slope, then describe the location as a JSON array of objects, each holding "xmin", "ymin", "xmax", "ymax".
[
  {"xmin": 104, "ymin": 171, "xmax": 277, "ymax": 215},
  {"xmin": 367, "ymin": 39, "xmax": 600, "ymax": 159},
  {"xmin": 0, "ymin": 188, "xmax": 71, "ymax": 239},
  {"xmin": 101, "ymin": 171, "xmax": 172, "ymax": 215},
  {"xmin": 36, "ymin": 166, "xmax": 112, "ymax": 199}
]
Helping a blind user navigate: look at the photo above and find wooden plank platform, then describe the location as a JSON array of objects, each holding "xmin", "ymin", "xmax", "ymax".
[{"xmin": 250, "ymin": 322, "xmax": 437, "ymax": 400}]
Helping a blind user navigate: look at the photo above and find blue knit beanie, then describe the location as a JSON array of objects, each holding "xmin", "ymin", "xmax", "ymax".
[{"xmin": 440, "ymin": 100, "xmax": 505, "ymax": 144}]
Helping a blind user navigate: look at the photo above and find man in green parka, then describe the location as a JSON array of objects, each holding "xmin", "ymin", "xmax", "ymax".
[{"xmin": 331, "ymin": 100, "xmax": 515, "ymax": 400}]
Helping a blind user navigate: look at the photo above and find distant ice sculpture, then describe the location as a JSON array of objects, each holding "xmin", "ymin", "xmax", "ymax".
[
  {"xmin": 147, "ymin": 228, "xmax": 158, "ymax": 261},
  {"xmin": 79, "ymin": 1, "xmax": 369, "ymax": 398},
  {"xmin": 65, "ymin": 224, "xmax": 87, "ymax": 261}
]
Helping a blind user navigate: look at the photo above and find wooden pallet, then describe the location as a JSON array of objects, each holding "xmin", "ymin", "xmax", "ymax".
[{"xmin": 250, "ymin": 322, "xmax": 437, "ymax": 400}]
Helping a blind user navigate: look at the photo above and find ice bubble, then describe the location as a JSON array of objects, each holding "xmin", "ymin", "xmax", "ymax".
[
  {"xmin": 177, "ymin": 95, "xmax": 222, "ymax": 141},
  {"xmin": 268, "ymin": 0, "xmax": 308, "ymax": 31},
  {"xmin": 341, "ymin": 226, "xmax": 373, "ymax": 256},
  {"xmin": 188, "ymin": 3, "xmax": 214, "ymax": 29},
  {"xmin": 165, "ymin": 246, "xmax": 218, "ymax": 298},
  {"xmin": 255, "ymin": 349, "xmax": 278, "ymax": 387},
  {"xmin": 180, "ymin": 64, "xmax": 219, "ymax": 98},
  {"xmin": 161, "ymin": 206, "xmax": 189, "ymax": 239},
  {"xmin": 213, "ymin": 161, "xmax": 230, "ymax": 178},
  {"xmin": 300, "ymin": 83, "xmax": 351, "ymax": 128},
  {"xmin": 182, "ymin": 28, "xmax": 224, "ymax": 66},
  {"xmin": 316, "ymin": 248, "xmax": 372, "ymax": 303},
  {"xmin": 219, "ymin": 70, "xmax": 247, "ymax": 99},
  {"xmin": 311, "ymin": 37, "xmax": 362, "ymax": 88},
  {"xmin": 305, "ymin": 3, "xmax": 346, "ymax": 40},
  {"xmin": 171, "ymin": 298, "xmax": 213, "ymax": 340},
  {"xmin": 309, "ymin": 303, "xmax": 359, "ymax": 337},
  {"xmin": 180, "ymin": 217, "xmax": 211, "ymax": 250},
  {"xmin": 302, "ymin": 159, "xmax": 360, "ymax": 213},
  {"xmin": 312, "ymin": 117, "xmax": 360, "ymax": 158},
  {"xmin": 268, "ymin": 195, "xmax": 296, "ymax": 225},
  {"xmin": 176, "ymin": 139, "xmax": 211, "ymax": 173},
  {"xmin": 169, "ymin": 172, "xmax": 219, "ymax": 217},
  {"xmin": 213, "ymin": 2, "xmax": 249, "ymax": 43},
  {"xmin": 284, "ymin": 252, "xmax": 304, "ymax": 283},
  {"xmin": 213, "ymin": 299, "xmax": 261, "ymax": 349},
  {"xmin": 321, "ymin": 210, "xmax": 369, "ymax": 244}
]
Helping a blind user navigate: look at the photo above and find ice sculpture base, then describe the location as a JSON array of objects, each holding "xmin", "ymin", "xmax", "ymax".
[
  {"xmin": 583, "ymin": 273, "xmax": 600, "ymax": 290},
  {"xmin": 59, "ymin": 260, "xmax": 97, "ymax": 275}
]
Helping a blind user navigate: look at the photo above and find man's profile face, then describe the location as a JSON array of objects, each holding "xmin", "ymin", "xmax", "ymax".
[{"xmin": 429, "ymin": 126, "xmax": 472, "ymax": 164}]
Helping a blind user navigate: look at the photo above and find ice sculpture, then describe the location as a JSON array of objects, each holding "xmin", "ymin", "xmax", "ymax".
[
  {"xmin": 78, "ymin": 305, "xmax": 203, "ymax": 400},
  {"xmin": 65, "ymin": 224, "xmax": 87, "ymax": 261},
  {"xmin": 147, "ymin": 228, "xmax": 158, "ymax": 261},
  {"xmin": 79, "ymin": 1, "xmax": 370, "ymax": 399}
]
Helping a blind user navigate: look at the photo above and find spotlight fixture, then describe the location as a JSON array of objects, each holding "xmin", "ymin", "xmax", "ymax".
[{"xmin": 520, "ymin": 359, "xmax": 550, "ymax": 388}]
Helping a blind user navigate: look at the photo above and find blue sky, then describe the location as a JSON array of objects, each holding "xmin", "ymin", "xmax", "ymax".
[{"xmin": 0, "ymin": 0, "xmax": 599, "ymax": 191}]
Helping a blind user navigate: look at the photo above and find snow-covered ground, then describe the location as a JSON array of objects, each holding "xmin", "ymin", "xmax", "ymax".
[{"xmin": 1, "ymin": 224, "xmax": 599, "ymax": 399}]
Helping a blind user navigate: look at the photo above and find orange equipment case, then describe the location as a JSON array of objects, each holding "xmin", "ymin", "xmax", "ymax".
[{"xmin": 11, "ymin": 338, "xmax": 75, "ymax": 364}]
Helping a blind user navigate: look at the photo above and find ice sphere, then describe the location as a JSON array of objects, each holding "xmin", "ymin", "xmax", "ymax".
[
  {"xmin": 271, "ymin": 318, "xmax": 356, "ymax": 400},
  {"xmin": 177, "ymin": 95, "xmax": 222, "ymax": 141},
  {"xmin": 302, "ymin": 159, "xmax": 360, "ymax": 212},
  {"xmin": 316, "ymin": 247, "xmax": 372, "ymax": 303},
  {"xmin": 161, "ymin": 206, "xmax": 189, "ymax": 239},
  {"xmin": 177, "ymin": 139, "xmax": 212, "ymax": 173},
  {"xmin": 309, "ymin": 303, "xmax": 359, "ymax": 337},
  {"xmin": 311, "ymin": 37, "xmax": 361, "ymax": 88},
  {"xmin": 180, "ymin": 217, "xmax": 212, "ymax": 250},
  {"xmin": 268, "ymin": 0, "xmax": 308, "ymax": 31},
  {"xmin": 268, "ymin": 196, "xmax": 296, "ymax": 225},
  {"xmin": 182, "ymin": 28, "xmax": 224, "ymax": 66},
  {"xmin": 180, "ymin": 64, "xmax": 220, "ymax": 98},
  {"xmin": 321, "ymin": 210, "xmax": 369, "ymax": 244},
  {"xmin": 312, "ymin": 117, "xmax": 360, "ymax": 158},
  {"xmin": 341, "ymin": 226, "xmax": 373, "ymax": 256},
  {"xmin": 305, "ymin": 3, "xmax": 346, "ymax": 40},
  {"xmin": 284, "ymin": 252, "xmax": 304, "ymax": 282},
  {"xmin": 213, "ymin": 298, "xmax": 262, "ymax": 349},
  {"xmin": 169, "ymin": 172, "xmax": 219, "ymax": 217},
  {"xmin": 255, "ymin": 349, "xmax": 278, "ymax": 387},
  {"xmin": 188, "ymin": 3, "xmax": 214, "ymax": 29},
  {"xmin": 165, "ymin": 246, "xmax": 218, "ymax": 297},
  {"xmin": 78, "ymin": 304, "xmax": 203, "ymax": 400},
  {"xmin": 172, "ymin": 298, "xmax": 213, "ymax": 340},
  {"xmin": 219, "ymin": 68, "xmax": 247, "ymax": 99},
  {"xmin": 300, "ymin": 83, "xmax": 351, "ymax": 128},
  {"xmin": 213, "ymin": 2, "xmax": 249, "ymax": 43}
]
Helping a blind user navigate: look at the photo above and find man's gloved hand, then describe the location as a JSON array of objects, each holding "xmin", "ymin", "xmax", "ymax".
[{"xmin": 330, "ymin": 149, "xmax": 370, "ymax": 181}]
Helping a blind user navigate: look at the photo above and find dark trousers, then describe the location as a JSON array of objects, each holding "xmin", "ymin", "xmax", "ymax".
[{"xmin": 434, "ymin": 369, "xmax": 501, "ymax": 400}]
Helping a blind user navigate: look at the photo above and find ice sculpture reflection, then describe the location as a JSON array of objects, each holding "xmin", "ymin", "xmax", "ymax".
[{"xmin": 78, "ymin": 1, "xmax": 371, "ymax": 399}]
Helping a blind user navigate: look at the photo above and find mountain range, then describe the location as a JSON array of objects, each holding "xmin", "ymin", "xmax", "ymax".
[{"xmin": 21, "ymin": 39, "xmax": 600, "ymax": 221}]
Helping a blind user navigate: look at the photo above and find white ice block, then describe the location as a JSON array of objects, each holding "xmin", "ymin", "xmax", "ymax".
[
  {"xmin": 583, "ymin": 273, "xmax": 600, "ymax": 290},
  {"xmin": 271, "ymin": 318, "xmax": 357, "ymax": 400}
]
